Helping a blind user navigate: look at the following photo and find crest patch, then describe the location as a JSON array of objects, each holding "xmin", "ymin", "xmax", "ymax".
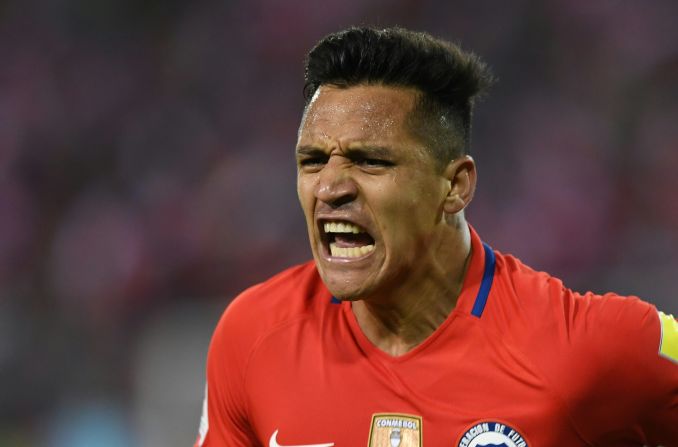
[
  {"xmin": 457, "ymin": 421, "xmax": 528, "ymax": 447},
  {"xmin": 368, "ymin": 413, "xmax": 422, "ymax": 447}
]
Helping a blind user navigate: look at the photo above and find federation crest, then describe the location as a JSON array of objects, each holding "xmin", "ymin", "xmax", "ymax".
[
  {"xmin": 457, "ymin": 421, "xmax": 528, "ymax": 447},
  {"xmin": 368, "ymin": 413, "xmax": 422, "ymax": 447}
]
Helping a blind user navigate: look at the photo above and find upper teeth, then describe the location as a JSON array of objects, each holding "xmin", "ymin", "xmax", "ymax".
[{"xmin": 323, "ymin": 221, "xmax": 365, "ymax": 234}]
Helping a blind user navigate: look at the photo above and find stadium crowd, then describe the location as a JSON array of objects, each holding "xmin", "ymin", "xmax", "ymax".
[{"xmin": 0, "ymin": 0, "xmax": 676, "ymax": 445}]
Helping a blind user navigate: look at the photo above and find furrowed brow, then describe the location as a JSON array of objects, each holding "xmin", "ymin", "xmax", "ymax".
[
  {"xmin": 295, "ymin": 145, "xmax": 326, "ymax": 157},
  {"xmin": 345, "ymin": 146, "xmax": 393, "ymax": 158},
  {"xmin": 295, "ymin": 145, "xmax": 394, "ymax": 159}
]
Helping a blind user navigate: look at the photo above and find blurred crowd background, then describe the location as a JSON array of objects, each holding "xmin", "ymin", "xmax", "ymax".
[{"xmin": 1, "ymin": 0, "xmax": 677, "ymax": 445}]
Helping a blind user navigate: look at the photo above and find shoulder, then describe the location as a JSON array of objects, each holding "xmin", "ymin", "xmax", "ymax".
[
  {"xmin": 214, "ymin": 261, "xmax": 328, "ymax": 346},
  {"xmin": 206, "ymin": 260, "xmax": 331, "ymax": 398},
  {"xmin": 485, "ymin": 249, "xmax": 664, "ymax": 389},
  {"xmin": 488, "ymin": 250, "xmax": 657, "ymax": 338},
  {"xmin": 486, "ymin": 250, "xmax": 676, "ymax": 439},
  {"xmin": 200, "ymin": 263, "xmax": 327, "ymax": 444},
  {"xmin": 483, "ymin": 250, "xmax": 565, "ymax": 331},
  {"xmin": 488, "ymin": 250, "xmax": 678, "ymax": 418}
]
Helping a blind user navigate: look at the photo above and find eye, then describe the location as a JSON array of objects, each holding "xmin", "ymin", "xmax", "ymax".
[
  {"xmin": 298, "ymin": 156, "xmax": 328, "ymax": 170},
  {"xmin": 357, "ymin": 158, "xmax": 394, "ymax": 168}
]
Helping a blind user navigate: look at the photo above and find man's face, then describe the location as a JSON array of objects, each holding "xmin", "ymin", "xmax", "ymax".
[{"xmin": 296, "ymin": 84, "xmax": 452, "ymax": 300}]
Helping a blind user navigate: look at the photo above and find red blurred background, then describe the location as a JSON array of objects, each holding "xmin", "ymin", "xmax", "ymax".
[{"xmin": 1, "ymin": 0, "xmax": 676, "ymax": 445}]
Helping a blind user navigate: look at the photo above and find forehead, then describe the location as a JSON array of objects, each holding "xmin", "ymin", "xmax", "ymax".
[{"xmin": 298, "ymin": 84, "xmax": 420, "ymax": 145}]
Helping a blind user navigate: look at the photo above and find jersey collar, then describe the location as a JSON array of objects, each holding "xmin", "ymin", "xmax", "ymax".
[{"xmin": 454, "ymin": 225, "xmax": 496, "ymax": 318}]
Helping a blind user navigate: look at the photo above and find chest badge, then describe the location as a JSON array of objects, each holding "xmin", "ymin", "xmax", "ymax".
[
  {"xmin": 368, "ymin": 413, "xmax": 422, "ymax": 447},
  {"xmin": 457, "ymin": 421, "xmax": 528, "ymax": 447}
]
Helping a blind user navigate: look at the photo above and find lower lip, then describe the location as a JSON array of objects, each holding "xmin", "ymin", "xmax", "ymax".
[{"xmin": 320, "ymin": 242, "xmax": 376, "ymax": 263}]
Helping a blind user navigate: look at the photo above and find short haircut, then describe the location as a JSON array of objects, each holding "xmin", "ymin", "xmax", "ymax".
[{"xmin": 303, "ymin": 26, "xmax": 494, "ymax": 166}]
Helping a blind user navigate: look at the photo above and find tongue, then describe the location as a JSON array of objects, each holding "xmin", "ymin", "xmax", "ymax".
[{"xmin": 333, "ymin": 233, "xmax": 374, "ymax": 248}]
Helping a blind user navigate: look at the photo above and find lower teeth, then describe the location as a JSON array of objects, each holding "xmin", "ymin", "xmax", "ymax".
[{"xmin": 329, "ymin": 243, "xmax": 374, "ymax": 258}]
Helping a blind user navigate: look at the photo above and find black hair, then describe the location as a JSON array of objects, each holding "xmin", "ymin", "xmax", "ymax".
[{"xmin": 303, "ymin": 26, "xmax": 494, "ymax": 165}]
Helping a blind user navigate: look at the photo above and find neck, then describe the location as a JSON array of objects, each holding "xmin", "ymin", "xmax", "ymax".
[{"xmin": 351, "ymin": 221, "xmax": 472, "ymax": 356}]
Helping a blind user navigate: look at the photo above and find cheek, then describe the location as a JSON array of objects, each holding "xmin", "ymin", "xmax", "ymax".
[
  {"xmin": 297, "ymin": 176, "xmax": 315, "ymax": 211},
  {"xmin": 379, "ymin": 182, "xmax": 443, "ymax": 239},
  {"xmin": 373, "ymin": 194, "xmax": 421, "ymax": 244}
]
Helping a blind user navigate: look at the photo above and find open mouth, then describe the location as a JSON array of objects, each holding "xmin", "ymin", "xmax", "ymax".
[{"xmin": 321, "ymin": 220, "xmax": 375, "ymax": 258}]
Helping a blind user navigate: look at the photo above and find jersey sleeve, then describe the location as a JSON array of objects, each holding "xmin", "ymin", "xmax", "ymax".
[
  {"xmin": 194, "ymin": 292, "xmax": 261, "ymax": 447},
  {"xmin": 533, "ymin": 281, "xmax": 678, "ymax": 446},
  {"xmin": 642, "ymin": 310, "xmax": 678, "ymax": 445}
]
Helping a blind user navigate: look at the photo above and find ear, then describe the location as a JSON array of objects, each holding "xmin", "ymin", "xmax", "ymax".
[{"xmin": 442, "ymin": 155, "xmax": 477, "ymax": 214}]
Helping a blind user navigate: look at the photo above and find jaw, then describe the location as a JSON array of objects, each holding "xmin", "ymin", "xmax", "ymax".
[
  {"xmin": 308, "ymin": 217, "xmax": 382, "ymax": 299},
  {"xmin": 312, "ymin": 236, "xmax": 386, "ymax": 301}
]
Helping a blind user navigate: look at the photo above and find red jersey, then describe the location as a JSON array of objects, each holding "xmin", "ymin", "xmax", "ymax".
[{"xmin": 195, "ymin": 228, "xmax": 678, "ymax": 447}]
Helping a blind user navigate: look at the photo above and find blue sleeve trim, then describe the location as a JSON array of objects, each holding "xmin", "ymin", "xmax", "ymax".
[{"xmin": 471, "ymin": 242, "xmax": 496, "ymax": 318}]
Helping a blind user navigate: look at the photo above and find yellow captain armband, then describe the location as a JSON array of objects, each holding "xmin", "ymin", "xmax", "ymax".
[{"xmin": 659, "ymin": 311, "xmax": 678, "ymax": 363}]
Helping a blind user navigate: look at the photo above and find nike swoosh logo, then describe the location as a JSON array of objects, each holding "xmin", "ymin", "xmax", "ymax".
[{"xmin": 269, "ymin": 429, "xmax": 334, "ymax": 447}]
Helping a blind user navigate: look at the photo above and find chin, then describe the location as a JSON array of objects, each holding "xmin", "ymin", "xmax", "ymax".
[
  {"xmin": 322, "ymin": 278, "xmax": 363, "ymax": 301},
  {"xmin": 319, "ymin": 273, "xmax": 374, "ymax": 302},
  {"xmin": 311, "ymin": 245, "xmax": 385, "ymax": 301}
]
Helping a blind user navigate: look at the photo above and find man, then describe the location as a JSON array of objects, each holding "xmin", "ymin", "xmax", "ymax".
[{"xmin": 195, "ymin": 27, "xmax": 678, "ymax": 447}]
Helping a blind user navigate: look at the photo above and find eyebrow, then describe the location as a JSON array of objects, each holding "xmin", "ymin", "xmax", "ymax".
[
  {"xmin": 295, "ymin": 145, "xmax": 326, "ymax": 157},
  {"xmin": 347, "ymin": 146, "xmax": 393, "ymax": 158},
  {"xmin": 295, "ymin": 145, "xmax": 393, "ymax": 158}
]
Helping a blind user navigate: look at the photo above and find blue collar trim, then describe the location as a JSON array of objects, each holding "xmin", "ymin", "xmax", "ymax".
[{"xmin": 471, "ymin": 242, "xmax": 496, "ymax": 318}]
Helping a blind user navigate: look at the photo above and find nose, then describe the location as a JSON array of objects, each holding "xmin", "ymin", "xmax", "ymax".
[{"xmin": 315, "ymin": 155, "xmax": 358, "ymax": 208}]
